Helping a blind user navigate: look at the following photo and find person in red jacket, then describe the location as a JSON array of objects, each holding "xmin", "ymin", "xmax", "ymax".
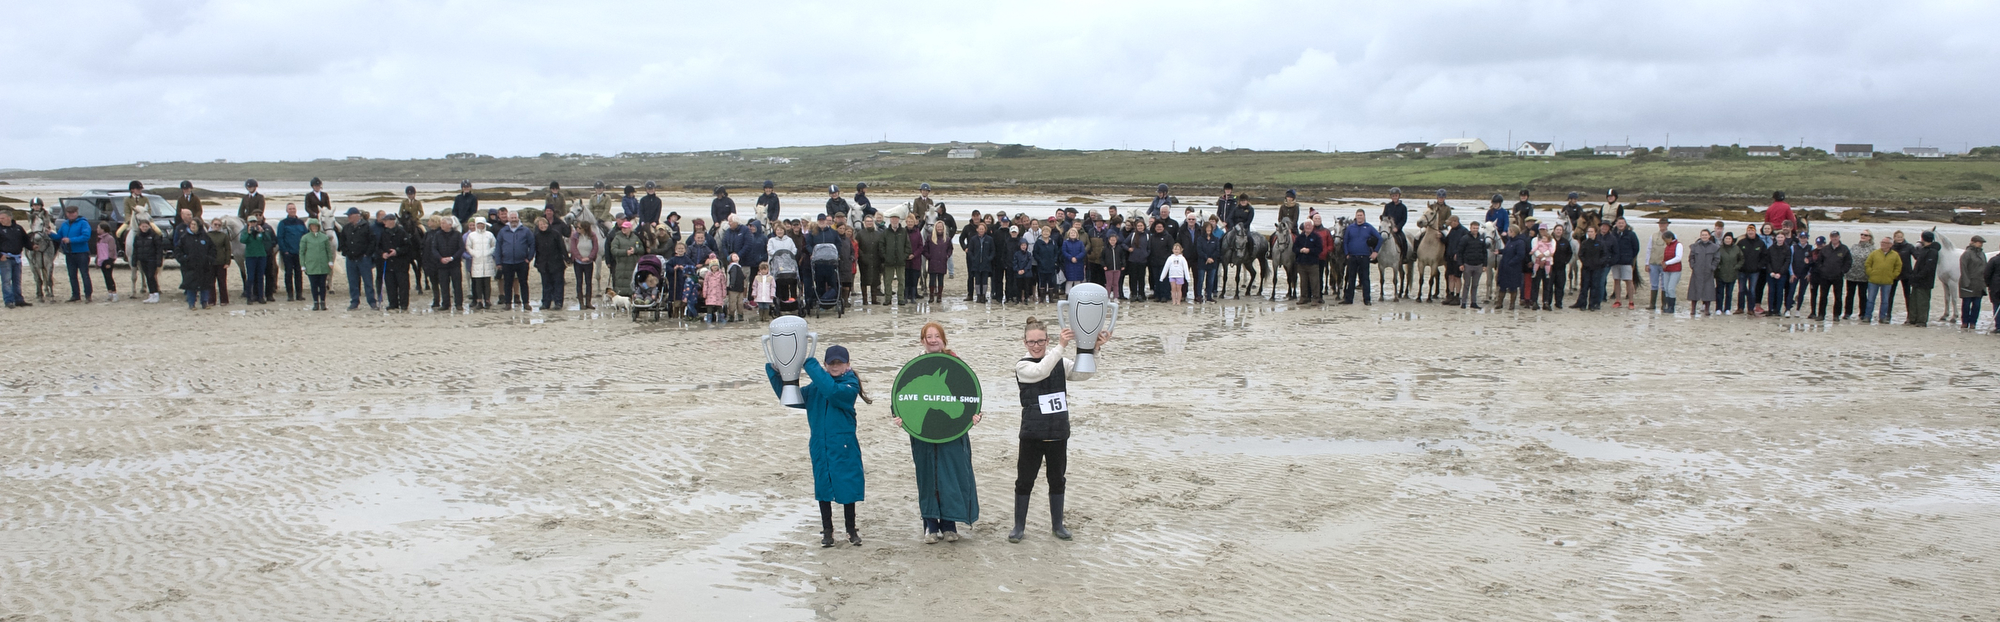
[{"xmin": 1764, "ymin": 191, "xmax": 1794, "ymax": 234}]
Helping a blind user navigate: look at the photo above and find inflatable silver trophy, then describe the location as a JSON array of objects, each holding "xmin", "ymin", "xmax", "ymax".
[
  {"xmin": 762, "ymin": 316, "xmax": 818, "ymax": 407},
  {"xmin": 1056, "ymin": 283, "xmax": 1118, "ymax": 373}
]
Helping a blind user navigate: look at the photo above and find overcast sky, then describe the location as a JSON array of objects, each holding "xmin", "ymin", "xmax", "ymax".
[{"xmin": 4, "ymin": 0, "xmax": 1996, "ymax": 170}]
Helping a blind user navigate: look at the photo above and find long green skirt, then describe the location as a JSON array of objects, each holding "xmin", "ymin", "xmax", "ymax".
[{"xmin": 911, "ymin": 435, "xmax": 979, "ymax": 524}]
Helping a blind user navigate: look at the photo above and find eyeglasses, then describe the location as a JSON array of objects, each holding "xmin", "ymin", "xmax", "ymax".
[{"xmin": 1024, "ymin": 339, "xmax": 1049, "ymax": 345}]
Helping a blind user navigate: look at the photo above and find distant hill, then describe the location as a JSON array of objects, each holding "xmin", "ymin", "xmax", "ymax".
[{"xmin": 6, "ymin": 142, "xmax": 1998, "ymax": 208}]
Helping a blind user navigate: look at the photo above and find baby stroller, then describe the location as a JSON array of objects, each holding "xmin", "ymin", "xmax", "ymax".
[
  {"xmin": 630, "ymin": 255, "xmax": 666, "ymax": 322},
  {"xmin": 771, "ymin": 249, "xmax": 804, "ymax": 317},
  {"xmin": 810, "ymin": 242, "xmax": 844, "ymax": 318}
]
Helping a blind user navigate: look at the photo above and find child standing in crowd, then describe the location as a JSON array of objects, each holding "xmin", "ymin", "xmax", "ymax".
[
  {"xmin": 1163, "ymin": 243, "xmax": 1190, "ymax": 304},
  {"xmin": 702, "ymin": 256, "xmax": 727, "ymax": 323},
  {"xmin": 726, "ymin": 253, "xmax": 748, "ymax": 322},
  {"xmin": 94, "ymin": 223, "xmax": 119, "ymax": 302},
  {"xmin": 752, "ymin": 262, "xmax": 775, "ymax": 319},
  {"xmin": 1013, "ymin": 240, "xmax": 1033, "ymax": 305}
]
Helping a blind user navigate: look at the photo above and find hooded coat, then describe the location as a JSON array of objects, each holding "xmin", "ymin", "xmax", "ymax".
[
  {"xmin": 1685, "ymin": 239, "xmax": 1721, "ymax": 301},
  {"xmin": 767, "ymin": 359, "xmax": 864, "ymax": 504}
]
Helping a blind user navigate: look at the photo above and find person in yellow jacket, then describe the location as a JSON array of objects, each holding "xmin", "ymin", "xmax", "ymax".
[{"xmin": 1864, "ymin": 239, "xmax": 1902, "ymax": 323}]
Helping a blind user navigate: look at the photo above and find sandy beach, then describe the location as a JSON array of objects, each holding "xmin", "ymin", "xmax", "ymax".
[{"xmin": 2, "ymin": 182, "xmax": 1998, "ymax": 621}]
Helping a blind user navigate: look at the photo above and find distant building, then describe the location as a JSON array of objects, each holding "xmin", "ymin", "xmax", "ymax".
[
  {"xmin": 1395, "ymin": 142, "xmax": 1429, "ymax": 153},
  {"xmin": 947, "ymin": 148, "xmax": 980, "ymax": 159},
  {"xmin": 1592, "ymin": 145, "xmax": 1636, "ymax": 157},
  {"xmin": 1431, "ymin": 138, "xmax": 1488, "ymax": 155},
  {"xmin": 765, "ymin": 157, "xmax": 793, "ymax": 164},
  {"xmin": 1667, "ymin": 146, "xmax": 1711, "ymax": 159},
  {"xmin": 1205, "ymin": 146, "xmax": 1227, "ymax": 153},
  {"xmin": 1835, "ymin": 143, "xmax": 1874, "ymax": 158},
  {"xmin": 1516, "ymin": 141, "xmax": 1554, "ymax": 157},
  {"xmin": 1746, "ymin": 145, "xmax": 1784, "ymax": 157},
  {"xmin": 1902, "ymin": 147, "xmax": 1943, "ymax": 158}
]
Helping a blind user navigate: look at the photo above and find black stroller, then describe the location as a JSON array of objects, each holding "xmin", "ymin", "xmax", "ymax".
[
  {"xmin": 630, "ymin": 255, "xmax": 667, "ymax": 322},
  {"xmin": 810, "ymin": 242, "xmax": 844, "ymax": 318},
  {"xmin": 771, "ymin": 249, "xmax": 804, "ymax": 317}
]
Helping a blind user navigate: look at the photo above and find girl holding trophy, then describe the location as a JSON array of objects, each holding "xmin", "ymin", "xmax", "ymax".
[
  {"xmin": 1009, "ymin": 316, "xmax": 1110, "ymax": 543},
  {"xmin": 766, "ymin": 340, "xmax": 867, "ymax": 548}
]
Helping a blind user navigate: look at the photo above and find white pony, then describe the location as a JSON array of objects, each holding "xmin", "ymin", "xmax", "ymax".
[{"xmin": 1932, "ymin": 228, "xmax": 1964, "ymax": 324}]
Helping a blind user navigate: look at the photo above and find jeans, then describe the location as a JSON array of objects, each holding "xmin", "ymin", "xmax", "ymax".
[
  {"xmin": 64, "ymin": 251, "xmax": 92, "ymax": 298},
  {"xmin": 345, "ymin": 257, "xmax": 377, "ymax": 307},
  {"xmin": 1150, "ymin": 263, "xmax": 1169, "ymax": 301},
  {"xmin": 498, "ymin": 263, "xmax": 530, "ymax": 306},
  {"xmin": 1200, "ymin": 263, "xmax": 1219, "ymax": 300},
  {"xmin": 0, "ymin": 257, "xmax": 20, "ymax": 305},
  {"xmin": 1647, "ymin": 264, "xmax": 1664, "ymax": 291},
  {"xmin": 281, "ymin": 252, "xmax": 302, "ymax": 299},
  {"xmin": 1869, "ymin": 283, "xmax": 1896, "ymax": 322},
  {"xmin": 244, "ymin": 256, "xmax": 268, "ymax": 302},
  {"xmin": 1766, "ymin": 274, "xmax": 1790, "ymax": 313},
  {"xmin": 1344, "ymin": 255, "xmax": 1372, "ymax": 303},
  {"xmin": 1460, "ymin": 266, "xmax": 1484, "ymax": 306},
  {"xmin": 1660, "ymin": 270, "xmax": 1682, "ymax": 305},
  {"xmin": 1717, "ymin": 280, "xmax": 1736, "ymax": 312},
  {"xmin": 1742, "ymin": 271, "xmax": 1765, "ymax": 309},
  {"xmin": 1595, "ymin": 266, "xmax": 1611, "ymax": 306},
  {"xmin": 1963, "ymin": 297, "xmax": 1983, "ymax": 329}
]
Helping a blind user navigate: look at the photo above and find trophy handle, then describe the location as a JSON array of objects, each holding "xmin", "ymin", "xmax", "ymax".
[
  {"xmin": 806, "ymin": 333, "xmax": 819, "ymax": 362},
  {"xmin": 1103, "ymin": 301, "xmax": 1118, "ymax": 337},
  {"xmin": 760, "ymin": 335, "xmax": 774, "ymax": 369},
  {"xmin": 1056, "ymin": 300, "xmax": 1071, "ymax": 331}
]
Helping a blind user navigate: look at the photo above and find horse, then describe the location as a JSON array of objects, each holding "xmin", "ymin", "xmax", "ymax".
[
  {"xmin": 1322, "ymin": 217, "xmax": 1350, "ymax": 299},
  {"xmin": 1266, "ymin": 221, "xmax": 1295, "ymax": 301},
  {"xmin": 1220, "ymin": 224, "xmax": 1267, "ymax": 298},
  {"xmin": 1933, "ymin": 227, "xmax": 1964, "ymax": 324},
  {"xmin": 1483, "ymin": 229, "xmax": 1506, "ymax": 304},
  {"xmin": 1377, "ymin": 225, "xmax": 1404, "ymax": 301},
  {"xmin": 24, "ymin": 209, "xmax": 60, "ymax": 301},
  {"xmin": 1413, "ymin": 225, "xmax": 1448, "ymax": 301}
]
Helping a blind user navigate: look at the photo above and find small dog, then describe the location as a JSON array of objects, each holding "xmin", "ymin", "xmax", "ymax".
[{"xmin": 604, "ymin": 288, "xmax": 632, "ymax": 311}]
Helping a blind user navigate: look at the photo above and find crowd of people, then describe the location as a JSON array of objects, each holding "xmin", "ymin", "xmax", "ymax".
[{"xmin": 2, "ymin": 179, "xmax": 1995, "ymax": 331}]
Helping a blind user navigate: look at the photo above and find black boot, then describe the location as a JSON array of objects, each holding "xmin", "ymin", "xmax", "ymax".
[
  {"xmin": 1008, "ymin": 494, "xmax": 1029, "ymax": 543},
  {"xmin": 821, "ymin": 530, "xmax": 836, "ymax": 548},
  {"xmin": 1049, "ymin": 494, "xmax": 1072, "ymax": 540}
]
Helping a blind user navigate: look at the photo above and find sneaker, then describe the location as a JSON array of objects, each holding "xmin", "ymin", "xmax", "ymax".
[
  {"xmin": 942, "ymin": 531, "xmax": 961, "ymax": 543},
  {"xmin": 923, "ymin": 531, "xmax": 940, "ymax": 544}
]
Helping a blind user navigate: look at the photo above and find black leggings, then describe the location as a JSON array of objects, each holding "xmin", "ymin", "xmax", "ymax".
[
  {"xmin": 1015, "ymin": 438, "xmax": 1068, "ymax": 496},
  {"xmin": 818, "ymin": 501, "xmax": 856, "ymax": 533}
]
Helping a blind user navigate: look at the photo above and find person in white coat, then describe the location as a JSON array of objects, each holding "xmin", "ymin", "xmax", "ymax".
[
  {"xmin": 464, "ymin": 218, "xmax": 498, "ymax": 310},
  {"xmin": 1162, "ymin": 243, "xmax": 1191, "ymax": 304}
]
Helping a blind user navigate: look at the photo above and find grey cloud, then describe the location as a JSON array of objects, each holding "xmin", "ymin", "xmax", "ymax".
[{"xmin": 3, "ymin": 0, "xmax": 1996, "ymax": 169}]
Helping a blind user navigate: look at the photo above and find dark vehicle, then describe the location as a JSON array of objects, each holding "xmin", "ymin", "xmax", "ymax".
[{"xmin": 59, "ymin": 190, "xmax": 179, "ymax": 261}]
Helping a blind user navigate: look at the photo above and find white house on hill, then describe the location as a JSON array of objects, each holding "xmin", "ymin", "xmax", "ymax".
[
  {"xmin": 1516, "ymin": 141, "xmax": 1554, "ymax": 157},
  {"xmin": 1903, "ymin": 147, "xmax": 1943, "ymax": 158},
  {"xmin": 1747, "ymin": 145, "xmax": 1783, "ymax": 157},
  {"xmin": 1592, "ymin": 145, "xmax": 1636, "ymax": 157},
  {"xmin": 1432, "ymin": 138, "xmax": 1488, "ymax": 155}
]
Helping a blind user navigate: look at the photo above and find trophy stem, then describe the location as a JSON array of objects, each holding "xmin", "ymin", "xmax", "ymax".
[
  {"xmin": 780, "ymin": 382, "xmax": 804, "ymax": 407},
  {"xmin": 1074, "ymin": 350, "xmax": 1097, "ymax": 374}
]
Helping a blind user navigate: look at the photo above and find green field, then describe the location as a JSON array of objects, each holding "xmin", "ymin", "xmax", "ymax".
[{"xmin": 7, "ymin": 143, "xmax": 1998, "ymax": 207}]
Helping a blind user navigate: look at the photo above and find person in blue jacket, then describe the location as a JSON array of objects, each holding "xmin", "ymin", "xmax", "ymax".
[
  {"xmin": 55, "ymin": 204, "xmax": 97, "ymax": 302},
  {"xmin": 767, "ymin": 344, "xmax": 867, "ymax": 548}
]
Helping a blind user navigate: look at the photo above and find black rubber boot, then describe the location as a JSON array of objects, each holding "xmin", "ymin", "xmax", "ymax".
[
  {"xmin": 821, "ymin": 531, "xmax": 835, "ymax": 548},
  {"xmin": 1050, "ymin": 494, "xmax": 1072, "ymax": 540},
  {"xmin": 1007, "ymin": 494, "xmax": 1029, "ymax": 543}
]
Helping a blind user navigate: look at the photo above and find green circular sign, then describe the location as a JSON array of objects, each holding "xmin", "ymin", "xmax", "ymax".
[{"xmin": 891, "ymin": 353, "xmax": 983, "ymax": 443}]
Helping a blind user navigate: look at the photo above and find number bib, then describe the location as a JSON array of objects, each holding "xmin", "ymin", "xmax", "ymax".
[{"xmin": 1037, "ymin": 391, "xmax": 1068, "ymax": 415}]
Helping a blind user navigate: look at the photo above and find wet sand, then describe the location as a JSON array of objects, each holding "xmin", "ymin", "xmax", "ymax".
[{"xmin": 3, "ymin": 262, "xmax": 1998, "ymax": 621}]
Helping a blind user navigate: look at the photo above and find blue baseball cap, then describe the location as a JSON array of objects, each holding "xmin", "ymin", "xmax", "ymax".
[{"xmin": 824, "ymin": 345, "xmax": 849, "ymax": 364}]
